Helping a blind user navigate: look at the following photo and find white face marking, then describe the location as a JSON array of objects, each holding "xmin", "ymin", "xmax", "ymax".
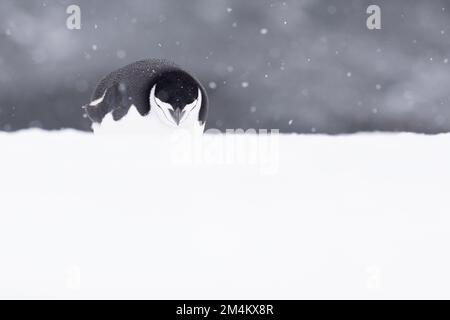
[
  {"xmin": 89, "ymin": 90, "xmax": 107, "ymax": 106},
  {"xmin": 155, "ymin": 96, "xmax": 174, "ymax": 111},
  {"xmin": 150, "ymin": 84, "xmax": 177, "ymax": 126},
  {"xmin": 149, "ymin": 85, "xmax": 202, "ymax": 127},
  {"xmin": 180, "ymin": 88, "xmax": 202, "ymax": 124}
]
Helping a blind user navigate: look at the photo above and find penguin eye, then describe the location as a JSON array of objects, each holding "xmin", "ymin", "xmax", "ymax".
[{"xmin": 155, "ymin": 96, "xmax": 174, "ymax": 111}]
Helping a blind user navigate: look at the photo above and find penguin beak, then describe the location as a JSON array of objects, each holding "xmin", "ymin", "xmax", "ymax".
[{"xmin": 170, "ymin": 109, "xmax": 182, "ymax": 126}]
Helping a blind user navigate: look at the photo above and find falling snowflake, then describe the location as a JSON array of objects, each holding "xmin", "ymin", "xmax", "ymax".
[{"xmin": 116, "ymin": 50, "xmax": 126, "ymax": 59}]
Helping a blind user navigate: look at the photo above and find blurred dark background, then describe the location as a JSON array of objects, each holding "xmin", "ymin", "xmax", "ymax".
[{"xmin": 0, "ymin": 0, "xmax": 449, "ymax": 133}]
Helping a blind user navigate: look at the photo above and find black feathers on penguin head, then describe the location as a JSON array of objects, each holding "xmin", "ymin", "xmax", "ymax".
[
  {"xmin": 84, "ymin": 59, "xmax": 208, "ymax": 128},
  {"xmin": 150, "ymin": 69, "xmax": 206, "ymax": 127}
]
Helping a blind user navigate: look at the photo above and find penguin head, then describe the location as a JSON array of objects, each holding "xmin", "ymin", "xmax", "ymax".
[{"xmin": 150, "ymin": 71, "xmax": 204, "ymax": 127}]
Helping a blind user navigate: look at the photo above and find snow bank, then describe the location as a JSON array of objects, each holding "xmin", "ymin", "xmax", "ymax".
[{"xmin": 0, "ymin": 130, "xmax": 449, "ymax": 299}]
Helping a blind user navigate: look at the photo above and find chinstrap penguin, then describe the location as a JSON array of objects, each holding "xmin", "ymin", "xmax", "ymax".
[{"xmin": 84, "ymin": 59, "xmax": 208, "ymax": 134}]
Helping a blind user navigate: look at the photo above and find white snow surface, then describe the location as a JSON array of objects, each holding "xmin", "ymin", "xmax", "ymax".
[{"xmin": 0, "ymin": 130, "xmax": 450, "ymax": 299}]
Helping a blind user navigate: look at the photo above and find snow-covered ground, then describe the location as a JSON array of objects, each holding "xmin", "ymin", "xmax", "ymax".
[{"xmin": 0, "ymin": 130, "xmax": 449, "ymax": 299}]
